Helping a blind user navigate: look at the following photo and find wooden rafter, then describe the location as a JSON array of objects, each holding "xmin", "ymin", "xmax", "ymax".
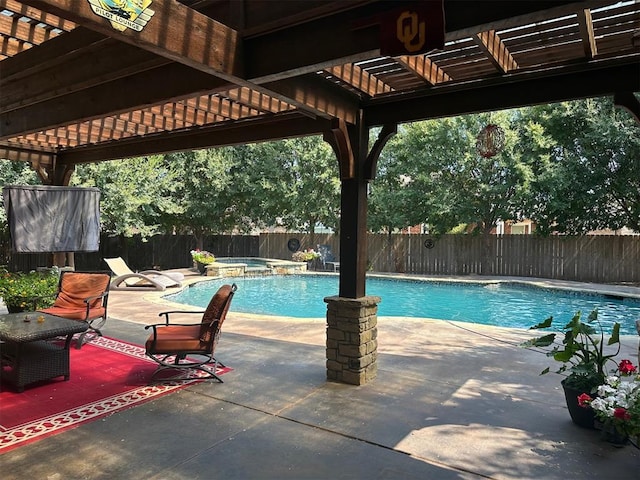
[
  {"xmin": 0, "ymin": 36, "xmax": 31, "ymax": 57},
  {"xmin": 3, "ymin": 0, "xmax": 76, "ymax": 31},
  {"xmin": 474, "ymin": 30, "xmax": 518, "ymax": 74},
  {"xmin": 326, "ymin": 64, "xmax": 393, "ymax": 97},
  {"xmin": 225, "ymin": 87, "xmax": 293, "ymax": 114},
  {"xmin": 577, "ymin": 8, "xmax": 598, "ymax": 59},
  {"xmin": 0, "ymin": 10, "xmax": 59, "ymax": 44},
  {"xmin": 398, "ymin": 55, "xmax": 451, "ymax": 85},
  {"xmin": 17, "ymin": 0, "xmax": 245, "ymax": 80}
]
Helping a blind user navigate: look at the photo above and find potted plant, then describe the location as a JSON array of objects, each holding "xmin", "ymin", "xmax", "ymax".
[
  {"xmin": 520, "ymin": 309, "xmax": 621, "ymax": 428},
  {"xmin": 292, "ymin": 249, "xmax": 320, "ymax": 263},
  {"xmin": 190, "ymin": 250, "xmax": 216, "ymax": 274},
  {"xmin": 578, "ymin": 359, "xmax": 640, "ymax": 447},
  {"xmin": 0, "ymin": 268, "xmax": 60, "ymax": 313}
]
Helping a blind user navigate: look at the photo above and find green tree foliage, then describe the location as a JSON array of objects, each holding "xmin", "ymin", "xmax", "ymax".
[
  {"xmin": 0, "ymin": 160, "xmax": 40, "ymax": 228},
  {"xmin": 71, "ymin": 156, "xmax": 176, "ymax": 238},
  {"xmin": 523, "ymin": 97, "xmax": 640, "ymax": 234},
  {"xmin": 1, "ymin": 98, "xmax": 636, "ymax": 241},
  {"xmin": 370, "ymin": 112, "xmax": 535, "ymax": 237},
  {"xmin": 161, "ymin": 148, "xmax": 237, "ymax": 246},
  {"xmin": 226, "ymin": 137, "xmax": 340, "ymax": 234},
  {"xmin": 279, "ymin": 136, "xmax": 340, "ymax": 233}
]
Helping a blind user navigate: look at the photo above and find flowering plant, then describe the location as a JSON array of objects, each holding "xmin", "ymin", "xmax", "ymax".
[
  {"xmin": 578, "ymin": 359, "xmax": 640, "ymax": 441},
  {"xmin": 520, "ymin": 309, "xmax": 621, "ymax": 392},
  {"xmin": 0, "ymin": 268, "xmax": 59, "ymax": 312},
  {"xmin": 292, "ymin": 249, "xmax": 320, "ymax": 262},
  {"xmin": 191, "ymin": 249, "xmax": 216, "ymax": 265}
]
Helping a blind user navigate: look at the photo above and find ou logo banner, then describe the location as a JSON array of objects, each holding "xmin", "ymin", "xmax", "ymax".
[
  {"xmin": 397, "ymin": 11, "xmax": 426, "ymax": 53},
  {"xmin": 379, "ymin": 1, "xmax": 445, "ymax": 56}
]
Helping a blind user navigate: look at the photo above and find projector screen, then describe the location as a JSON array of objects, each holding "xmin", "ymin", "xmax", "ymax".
[{"xmin": 3, "ymin": 185, "xmax": 101, "ymax": 253}]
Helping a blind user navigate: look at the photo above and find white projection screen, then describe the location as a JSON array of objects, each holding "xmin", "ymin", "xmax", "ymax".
[{"xmin": 3, "ymin": 185, "xmax": 101, "ymax": 253}]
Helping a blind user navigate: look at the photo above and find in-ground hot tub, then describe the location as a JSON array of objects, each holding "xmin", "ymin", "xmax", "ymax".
[{"xmin": 204, "ymin": 257, "xmax": 307, "ymax": 277}]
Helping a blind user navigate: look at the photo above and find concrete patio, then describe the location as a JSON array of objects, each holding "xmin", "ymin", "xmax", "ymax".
[{"xmin": 2, "ymin": 272, "xmax": 639, "ymax": 479}]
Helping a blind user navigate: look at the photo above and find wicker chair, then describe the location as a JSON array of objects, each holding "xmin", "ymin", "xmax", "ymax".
[
  {"xmin": 38, "ymin": 270, "xmax": 111, "ymax": 349},
  {"xmin": 144, "ymin": 283, "xmax": 237, "ymax": 383}
]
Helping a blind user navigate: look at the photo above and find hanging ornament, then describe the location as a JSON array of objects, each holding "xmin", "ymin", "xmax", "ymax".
[{"xmin": 476, "ymin": 124, "xmax": 505, "ymax": 158}]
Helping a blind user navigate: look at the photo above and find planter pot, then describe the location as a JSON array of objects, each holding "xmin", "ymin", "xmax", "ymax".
[
  {"xmin": 6, "ymin": 304, "xmax": 26, "ymax": 313},
  {"xmin": 561, "ymin": 379, "xmax": 596, "ymax": 429},
  {"xmin": 196, "ymin": 261, "xmax": 207, "ymax": 274},
  {"xmin": 595, "ymin": 420, "xmax": 629, "ymax": 447}
]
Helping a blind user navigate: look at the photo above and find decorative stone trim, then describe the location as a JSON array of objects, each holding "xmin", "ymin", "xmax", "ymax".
[
  {"xmin": 205, "ymin": 260, "xmax": 308, "ymax": 277},
  {"xmin": 324, "ymin": 295, "xmax": 380, "ymax": 385}
]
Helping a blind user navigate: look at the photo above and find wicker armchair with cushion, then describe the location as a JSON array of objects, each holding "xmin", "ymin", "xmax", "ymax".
[
  {"xmin": 144, "ymin": 283, "xmax": 237, "ymax": 383},
  {"xmin": 38, "ymin": 270, "xmax": 111, "ymax": 349}
]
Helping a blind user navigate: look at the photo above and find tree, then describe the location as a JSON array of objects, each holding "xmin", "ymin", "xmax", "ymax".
[
  {"xmin": 279, "ymin": 137, "xmax": 341, "ymax": 235},
  {"xmin": 0, "ymin": 160, "xmax": 40, "ymax": 228},
  {"xmin": 228, "ymin": 137, "xmax": 340, "ymax": 236},
  {"xmin": 371, "ymin": 113, "xmax": 534, "ymax": 233},
  {"xmin": 161, "ymin": 148, "xmax": 238, "ymax": 247},
  {"xmin": 524, "ymin": 97, "xmax": 640, "ymax": 234},
  {"xmin": 72, "ymin": 156, "xmax": 177, "ymax": 239},
  {"xmin": 369, "ymin": 112, "xmax": 539, "ymax": 272}
]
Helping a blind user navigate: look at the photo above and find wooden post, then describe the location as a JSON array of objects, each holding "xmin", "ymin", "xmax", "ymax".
[{"xmin": 322, "ymin": 114, "xmax": 395, "ymax": 384}]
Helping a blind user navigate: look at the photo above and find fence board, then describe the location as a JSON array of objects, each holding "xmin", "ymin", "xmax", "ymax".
[{"xmin": 1, "ymin": 231, "xmax": 638, "ymax": 284}]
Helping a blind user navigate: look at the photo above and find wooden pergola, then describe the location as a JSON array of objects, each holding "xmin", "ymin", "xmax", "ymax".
[{"xmin": 1, "ymin": 0, "xmax": 639, "ymax": 382}]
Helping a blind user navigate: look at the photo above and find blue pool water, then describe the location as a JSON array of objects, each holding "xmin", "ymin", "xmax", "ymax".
[
  {"xmin": 215, "ymin": 257, "xmax": 269, "ymax": 268},
  {"xmin": 166, "ymin": 275, "xmax": 640, "ymax": 335}
]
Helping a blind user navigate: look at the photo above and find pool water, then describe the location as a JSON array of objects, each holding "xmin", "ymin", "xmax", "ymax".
[
  {"xmin": 166, "ymin": 275, "xmax": 640, "ymax": 335},
  {"xmin": 215, "ymin": 258, "xmax": 269, "ymax": 268}
]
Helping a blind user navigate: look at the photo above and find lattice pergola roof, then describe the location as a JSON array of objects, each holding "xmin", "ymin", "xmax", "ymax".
[{"xmin": 0, "ymin": 0, "xmax": 638, "ymax": 176}]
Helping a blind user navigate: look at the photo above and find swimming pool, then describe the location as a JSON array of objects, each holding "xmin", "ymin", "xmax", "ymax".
[
  {"xmin": 166, "ymin": 275, "xmax": 640, "ymax": 335},
  {"xmin": 215, "ymin": 257, "xmax": 271, "ymax": 268}
]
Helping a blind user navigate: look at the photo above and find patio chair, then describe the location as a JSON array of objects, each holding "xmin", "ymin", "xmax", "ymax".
[
  {"xmin": 144, "ymin": 283, "xmax": 237, "ymax": 383},
  {"xmin": 38, "ymin": 270, "xmax": 111, "ymax": 348},
  {"xmin": 317, "ymin": 244, "xmax": 340, "ymax": 272},
  {"xmin": 104, "ymin": 257, "xmax": 184, "ymax": 291}
]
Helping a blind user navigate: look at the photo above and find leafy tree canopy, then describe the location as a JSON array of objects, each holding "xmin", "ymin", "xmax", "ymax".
[
  {"xmin": 370, "ymin": 111, "xmax": 536, "ymax": 235},
  {"xmin": 523, "ymin": 97, "xmax": 640, "ymax": 234}
]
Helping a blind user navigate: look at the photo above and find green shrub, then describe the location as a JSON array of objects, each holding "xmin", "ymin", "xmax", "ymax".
[{"xmin": 0, "ymin": 269, "xmax": 59, "ymax": 312}]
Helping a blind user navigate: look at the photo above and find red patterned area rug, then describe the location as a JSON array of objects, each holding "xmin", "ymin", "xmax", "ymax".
[{"xmin": 0, "ymin": 337, "xmax": 230, "ymax": 453}]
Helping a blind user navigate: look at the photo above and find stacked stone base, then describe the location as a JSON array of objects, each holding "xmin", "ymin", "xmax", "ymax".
[{"xmin": 324, "ymin": 295, "xmax": 380, "ymax": 385}]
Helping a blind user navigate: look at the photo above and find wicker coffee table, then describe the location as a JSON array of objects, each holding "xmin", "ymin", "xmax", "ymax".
[{"xmin": 0, "ymin": 312, "xmax": 88, "ymax": 392}]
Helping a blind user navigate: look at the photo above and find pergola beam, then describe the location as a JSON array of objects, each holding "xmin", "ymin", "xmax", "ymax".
[
  {"xmin": 397, "ymin": 55, "xmax": 451, "ymax": 85},
  {"xmin": 56, "ymin": 113, "xmax": 331, "ymax": 164},
  {"xmin": 0, "ymin": 63, "xmax": 229, "ymax": 138},
  {"xmin": 365, "ymin": 60, "xmax": 640, "ymax": 127},
  {"xmin": 474, "ymin": 30, "xmax": 518, "ymax": 74},
  {"xmin": 325, "ymin": 64, "xmax": 393, "ymax": 97},
  {"xmin": 577, "ymin": 8, "xmax": 598, "ymax": 59},
  {"xmin": 17, "ymin": 0, "xmax": 245, "ymax": 80}
]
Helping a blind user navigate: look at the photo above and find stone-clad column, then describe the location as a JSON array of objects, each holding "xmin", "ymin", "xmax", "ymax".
[{"xmin": 324, "ymin": 295, "xmax": 380, "ymax": 385}]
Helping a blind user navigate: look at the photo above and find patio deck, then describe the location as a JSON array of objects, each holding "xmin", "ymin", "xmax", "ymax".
[{"xmin": 2, "ymin": 271, "xmax": 639, "ymax": 479}]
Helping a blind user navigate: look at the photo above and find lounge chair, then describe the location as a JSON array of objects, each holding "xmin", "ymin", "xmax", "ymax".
[
  {"xmin": 317, "ymin": 244, "xmax": 340, "ymax": 272},
  {"xmin": 38, "ymin": 270, "xmax": 111, "ymax": 348},
  {"xmin": 104, "ymin": 257, "xmax": 184, "ymax": 291},
  {"xmin": 144, "ymin": 283, "xmax": 237, "ymax": 383}
]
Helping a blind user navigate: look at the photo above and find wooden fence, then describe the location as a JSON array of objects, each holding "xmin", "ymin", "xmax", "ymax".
[
  {"xmin": 1, "ymin": 231, "xmax": 638, "ymax": 284},
  {"xmin": 261, "ymin": 233, "xmax": 640, "ymax": 284},
  {"xmin": 1, "ymin": 234, "xmax": 259, "ymax": 273}
]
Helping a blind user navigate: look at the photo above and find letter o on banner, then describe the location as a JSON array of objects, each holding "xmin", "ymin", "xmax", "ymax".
[
  {"xmin": 287, "ymin": 238, "xmax": 301, "ymax": 252},
  {"xmin": 424, "ymin": 238, "xmax": 435, "ymax": 249}
]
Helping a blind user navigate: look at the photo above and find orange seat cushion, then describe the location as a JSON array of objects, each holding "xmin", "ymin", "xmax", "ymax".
[
  {"xmin": 55, "ymin": 273, "xmax": 110, "ymax": 309},
  {"xmin": 146, "ymin": 325, "xmax": 208, "ymax": 354},
  {"xmin": 39, "ymin": 272, "xmax": 110, "ymax": 321}
]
